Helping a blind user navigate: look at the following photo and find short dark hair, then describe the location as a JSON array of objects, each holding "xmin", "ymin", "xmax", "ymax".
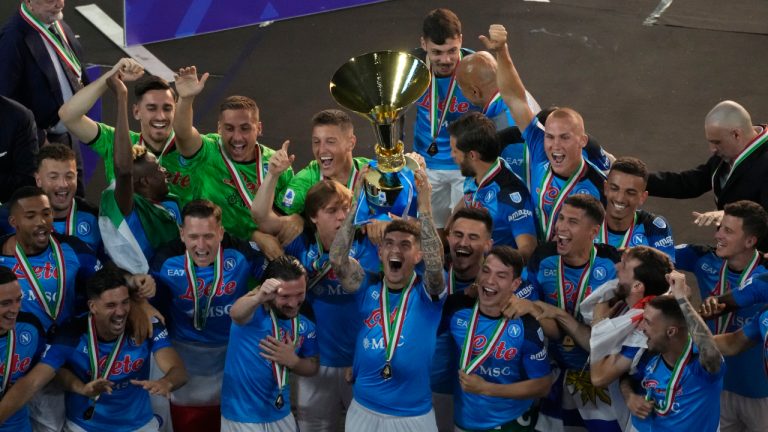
[
  {"xmin": 8, "ymin": 186, "xmax": 46, "ymax": 213},
  {"xmin": 609, "ymin": 157, "xmax": 649, "ymax": 184},
  {"xmin": 311, "ymin": 109, "xmax": 353, "ymax": 133},
  {"xmin": 563, "ymin": 194, "xmax": 604, "ymax": 225},
  {"xmin": 135, "ymin": 75, "xmax": 177, "ymax": 102},
  {"xmin": 625, "ymin": 246, "xmax": 673, "ymax": 297},
  {"xmin": 648, "ymin": 295, "xmax": 686, "ymax": 327},
  {"xmin": 219, "ymin": 96, "xmax": 259, "ymax": 119},
  {"xmin": 304, "ymin": 180, "xmax": 352, "ymax": 221},
  {"xmin": 0, "ymin": 266, "xmax": 17, "ymax": 285},
  {"xmin": 487, "ymin": 245, "xmax": 524, "ymax": 279},
  {"xmin": 182, "ymin": 199, "xmax": 222, "ymax": 225},
  {"xmin": 384, "ymin": 219, "xmax": 421, "ymax": 242},
  {"xmin": 264, "ymin": 255, "xmax": 307, "ymax": 283},
  {"xmin": 86, "ymin": 263, "xmax": 129, "ymax": 300},
  {"xmin": 36, "ymin": 143, "xmax": 75, "ymax": 170},
  {"xmin": 452, "ymin": 207, "xmax": 493, "ymax": 236},
  {"xmin": 447, "ymin": 112, "xmax": 499, "ymax": 162},
  {"xmin": 422, "ymin": 8, "xmax": 461, "ymax": 44},
  {"xmin": 724, "ymin": 200, "xmax": 768, "ymax": 242}
]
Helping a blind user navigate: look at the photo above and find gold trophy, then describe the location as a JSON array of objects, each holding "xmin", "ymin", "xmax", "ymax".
[{"xmin": 330, "ymin": 51, "xmax": 431, "ymax": 223}]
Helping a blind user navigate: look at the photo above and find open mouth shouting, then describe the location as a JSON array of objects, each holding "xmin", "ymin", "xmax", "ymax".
[{"xmin": 319, "ymin": 154, "xmax": 334, "ymax": 171}]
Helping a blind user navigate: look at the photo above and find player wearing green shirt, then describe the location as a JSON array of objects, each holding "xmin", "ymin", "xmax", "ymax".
[
  {"xmin": 58, "ymin": 58, "xmax": 195, "ymax": 204},
  {"xmin": 172, "ymin": 66, "xmax": 293, "ymax": 242}
]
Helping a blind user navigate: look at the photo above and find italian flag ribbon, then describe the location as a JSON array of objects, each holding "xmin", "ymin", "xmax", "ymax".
[
  {"xmin": 64, "ymin": 199, "xmax": 77, "ymax": 236},
  {"xmin": 218, "ymin": 139, "xmax": 263, "ymax": 208},
  {"xmin": 712, "ymin": 250, "xmax": 760, "ymax": 334},
  {"xmin": 426, "ymin": 51, "xmax": 464, "ymax": 140},
  {"xmin": 598, "ymin": 211, "xmax": 638, "ymax": 248},
  {"xmin": 14, "ymin": 237, "xmax": 66, "ymax": 321},
  {"xmin": 713, "ymin": 126, "xmax": 768, "ymax": 189},
  {"xmin": 380, "ymin": 273, "xmax": 417, "ymax": 365},
  {"xmin": 19, "ymin": 3, "xmax": 81, "ymax": 80},
  {"xmin": 268, "ymin": 308, "xmax": 299, "ymax": 396},
  {"xmin": 0, "ymin": 329, "xmax": 16, "ymax": 395},
  {"xmin": 538, "ymin": 158, "xmax": 587, "ymax": 241},
  {"xmin": 447, "ymin": 266, "xmax": 456, "ymax": 295},
  {"xmin": 184, "ymin": 246, "xmax": 224, "ymax": 331},
  {"xmin": 86, "ymin": 314, "xmax": 125, "ymax": 381},
  {"xmin": 652, "ymin": 335, "xmax": 693, "ymax": 416},
  {"xmin": 470, "ymin": 158, "xmax": 503, "ymax": 205},
  {"xmin": 459, "ymin": 300, "xmax": 508, "ymax": 374},
  {"xmin": 557, "ymin": 246, "xmax": 596, "ymax": 318},
  {"xmin": 140, "ymin": 129, "xmax": 177, "ymax": 163},
  {"xmin": 481, "ymin": 92, "xmax": 502, "ymax": 116}
]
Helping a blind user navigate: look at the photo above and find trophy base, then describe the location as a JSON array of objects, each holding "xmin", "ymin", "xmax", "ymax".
[{"xmin": 362, "ymin": 155, "xmax": 420, "ymax": 218}]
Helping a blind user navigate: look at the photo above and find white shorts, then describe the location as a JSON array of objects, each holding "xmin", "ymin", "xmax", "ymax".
[
  {"xmin": 432, "ymin": 392, "xmax": 454, "ymax": 432},
  {"xmin": 295, "ymin": 365, "xmax": 353, "ymax": 432},
  {"xmin": 720, "ymin": 390, "xmax": 768, "ymax": 432},
  {"xmin": 29, "ymin": 380, "xmax": 65, "ymax": 432},
  {"xmin": 426, "ymin": 168, "xmax": 464, "ymax": 229},
  {"xmin": 64, "ymin": 417, "xmax": 159, "ymax": 432},
  {"xmin": 169, "ymin": 340, "xmax": 226, "ymax": 406},
  {"xmin": 221, "ymin": 414, "xmax": 297, "ymax": 432},
  {"xmin": 345, "ymin": 398, "xmax": 438, "ymax": 432}
]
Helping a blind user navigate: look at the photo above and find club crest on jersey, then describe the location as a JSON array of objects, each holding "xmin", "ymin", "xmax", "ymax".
[
  {"xmin": 19, "ymin": 331, "xmax": 32, "ymax": 346},
  {"xmin": 594, "ymin": 267, "xmax": 607, "ymax": 281},
  {"xmin": 508, "ymin": 323, "xmax": 522, "ymax": 338},
  {"xmin": 632, "ymin": 234, "xmax": 645, "ymax": 245},
  {"xmin": 483, "ymin": 190, "xmax": 495, "ymax": 203},
  {"xmin": 224, "ymin": 257, "xmax": 236, "ymax": 271},
  {"xmin": 509, "ymin": 192, "xmax": 522, "ymax": 203},
  {"xmin": 77, "ymin": 221, "xmax": 91, "ymax": 236},
  {"xmin": 298, "ymin": 321, "xmax": 307, "ymax": 333},
  {"xmin": 575, "ymin": 188, "xmax": 590, "ymax": 195},
  {"xmin": 282, "ymin": 189, "xmax": 295, "ymax": 207}
]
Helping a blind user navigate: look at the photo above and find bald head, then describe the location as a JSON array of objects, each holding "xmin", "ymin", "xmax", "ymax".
[
  {"xmin": 456, "ymin": 52, "xmax": 498, "ymax": 107},
  {"xmin": 704, "ymin": 100, "xmax": 758, "ymax": 162},
  {"xmin": 705, "ymin": 100, "xmax": 752, "ymax": 131},
  {"xmin": 547, "ymin": 108, "xmax": 586, "ymax": 136}
]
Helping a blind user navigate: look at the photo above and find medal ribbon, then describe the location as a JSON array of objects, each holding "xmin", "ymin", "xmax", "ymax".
[
  {"xmin": 556, "ymin": 246, "xmax": 596, "ymax": 317},
  {"xmin": 447, "ymin": 266, "xmax": 455, "ymax": 295},
  {"xmin": 470, "ymin": 158, "xmax": 503, "ymax": 205},
  {"xmin": 427, "ymin": 51, "xmax": 464, "ymax": 139},
  {"xmin": 653, "ymin": 335, "xmax": 693, "ymax": 416},
  {"xmin": 86, "ymin": 314, "xmax": 125, "ymax": 382},
  {"xmin": 537, "ymin": 158, "xmax": 587, "ymax": 241},
  {"xmin": 598, "ymin": 211, "xmax": 638, "ymax": 248},
  {"xmin": 19, "ymin": 3, "xmax": 82, "ymax": 79},
  {"xmin": 218, "ymin": 138, "xmax": 262, "ymax": 208},
  {"xmin": 140, "ymin": 129, "xmax": 177, "ymax": 162},
  {"xmin": 713, "ymin": 126, "xmax": 768, "ymax": 189},
  {"xmin": 0, "ymin": 330, "xmax": 16, "ymax": 395},
  {"xmin": 308, "ymin": 234, "xmax": 333, "ymax": 289},
  {"xmin": 459, "ymin": 300, "xmax": 508, "ymax": 374},
  {"xmin": 713, "ymin": 250, "xmax": 760, "ymax": 334},
  {"xmin": 268, "ymin": 309, "xmax": 299, "ymax": 397},
  {"xmin": 14, "ymin": 237, "xmax": 66, "ymax": 321},
  {"xmin": 481, "ymin": 92, "xmax": 502, "ymax": 115},
  {"xmin": 65, "ymin": 199, "xmax": 77, "ymax": 236},
  {"xmin": 380, "ymin": 273, "xmax": 417, "ymax": 364},
  {"xmin": 185, "ymin": 246, "xmax": 224, "ymax": 331}
]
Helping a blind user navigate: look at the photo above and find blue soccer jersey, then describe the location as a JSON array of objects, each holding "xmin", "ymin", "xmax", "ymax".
[
  {"xmin": 449, "ymin": 299, "xmax": 550, "ymax": 430},
  {"xmin": 40, "ymin": 318, "xmax": 172, "ymax": 432},
  {"xmin": 0, "ymin": 313, "xmax": 46, "ymax": 432},
  {"xmin": 627, "ymin": 345, "xmax": 724, "ymax": 432},
  {"xmin": 528, "ymin": 242, "xmax": 619, "ymax": 370},
  {"xmin": 732, "ymin": 272, "xmax": 768, "ymax": 308},
  {"xmin": 221, "ymin": 306, "xmax": 317, "ymax": 423},
  {"xmin": 0, "ymin": 234, "xmax": 101, "ymax": 332},
  {"xmin": 742, "ymin": 309, "xmax": 768, "ymax": 379},
  {"xmin": 675, "ymin": 244, "xmax": 768, "ymax": 398},
  {"xmin": 462, "ymin": 159, "xmax": 537, "ymax": 248},
  {"xmin": 150, "ymin": 233, "xmax": 267, "ymax": 345},
  {"xmin": 285, "ymin": 230, "xmax": 378, "ymax": 368},
  {"xmin": 353, "ymin": 273, "xmax": 446, "ymax": 416},
  {"xmin": 125, "ymin": 199, "xmax": 181, "ymax": 262},
  {"xmin": 597, "ymin": 210, "xmax": 674, "ymax": 260},
  {"xmin": 522, "ymin": 118, "xmax": 607, "ymax": 241}
]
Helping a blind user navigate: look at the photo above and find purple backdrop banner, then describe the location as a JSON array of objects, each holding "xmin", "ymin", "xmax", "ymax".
[{"xmin": 124, "ymin": 0, "xmax": 387, "ymax": 45}]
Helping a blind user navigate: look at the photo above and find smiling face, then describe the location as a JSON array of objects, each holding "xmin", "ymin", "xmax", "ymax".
[
  {"xmin": 639, "ymin": 305, "xmax": 677, "ymax": 354},
  {"xmin": 476, "ymin": 254, "xmax": 521, "ymax": 310},
  {"xmin": 604, "ymin": 170, "xmax": 647, "ymax": 222},
  {"xmin": 312, "ymin": 124, "xmax": 355, "ymax": 181},
  {"xmin": 134, "ymin": 89, "xmax": 175, "ymax": 147},
  {"xmin": 379, "ymin": 230, "xmax": 422, "ymax": 288},
  {"xmin": 554, "ymin": 203, "xmax": 599, "ymax": 258},
  {"xmin": 89, "ymin": 285, "xmax": 131, "ymax": 340},
  {"xmin": 544, "ymin": 113, "xmax": 587, "ymax": 177},
  {"xmin": 9, "ymin": 195, "xmax": 53, "ymax": 254},
  {"xmin": 35, "ymin": 158, "xmax": 77, "ymax": 216},
  {"xmin": 180, "ymin": 216, "xmax": 224, "ymax": 267},
  {"xmin": 421, "ymin": 36, "xmax": 463, "ymax": 77},
  {"xmin": 271, "ymin": 277, "xmax": 306, "ymax": 319},
  {"xmin": 0, "ymin": 280, "xmax": 22, "ymax": 333},
  {"xmin": 26, "ymin": 0, "xmax": 64, "ymax": 25},
  {"xmin": 714, "ymin": 214, "xmax": 753, "ymax": 260},
  {"xmin": 218, "ymin": 109, "xmax": 261, "ymax": 162},
  {"xmin": 447, "ymin": 217, "xmax": 491, "ymax": 275}
]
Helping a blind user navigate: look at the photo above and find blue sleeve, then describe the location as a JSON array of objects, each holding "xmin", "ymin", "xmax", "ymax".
[
  {"xmin": 733, "ymin": 273, "xmax": 768, "ymax": 308},
  {"xmin": 646, "ymin": 216, "xmax": 675, "ymax": 262},
  {"xmin": 243, "ymin": 240, "xmax": 268, "ymax": 281},
  {"xmin": 521, "ymin": 317, "xmax": 550, "ymax": 379},
  {"xmin": 689, "ymin": 353, "xmax": 725, "ymax": 381},
  {"xmin": 526, "ymin": 256, "xmax": 545, "ymax": 301},
  {"xmin": 283, "ymin": 234, "xmax": 305, "ymax": 258},
  {"xmin": 353, "ymin": 236, "xmax": 381, "ymax": 275},
  {"xmin": 741, "ymin": 314, "xmax": 762, "ymax": 342},
  {"xmin": 620, "ymin": 345, "xmax": 640, "ymax": 360},
  {"xmin": 673, "ymin": 244, "xmax": 704, "ymax": 273},
  {"xmin": 149, "ymin": 320, "xmax": 172, "ymax": 353},
  {"xmin": 521, "ymin": 118, "xmax": 547, "ymax": 166},
  {"xmin": 298, "ymin": 319, "xmax": 318, "ymax": 358},
  {"xmin": 40, "ymin": 325, "xmax": 81, "ymax": 371}
]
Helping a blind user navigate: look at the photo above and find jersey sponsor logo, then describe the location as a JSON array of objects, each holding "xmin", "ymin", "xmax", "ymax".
[
  {"xmin": 542, "ymin": 185, "xmax": 559, "ymax": 206},
  {"xmin": 96, "ymin": 354, "xmax": 145, "ymax": 376},
  {"xmin": 515, "ymin": 283, "xmax": 534, "ymax": 299},
  {"xmin": 364, "ymin": 307, "xmax": 400, "ymax": 329},
  {"xmin": 77, "ymin": 221, "xmax": 91, "ymax": 236},
  {"xmin": 543, "ymin": 268, "xmax": 557, "ymax": 278},
  {"xmin": 25, "ymin": 288, "xmax": 60, "ymax": 304},
  {"xmin": 654, "ymin": 236, "xmax": 673, "ymax": 248},
  {"xmin": 12, "ymin": 262, "xmax": 60, "ymax": 280},
  {"xmin": 593, "ymin": 267, "xmax": 607, "ymax": 281},
  {"xmin": 509, "ymin": 209, "xmax": 533, "ymax": 222},
  {"xmin": 632, "ymin": 234, "xmax": 645, "ymax": 245},
  {"xmin": 509, "ymin": 192, "xmax": 522, "ymax": 203},
  {"xmin": 456, "ymin": 318, "xmax": 469, "ymax": 329},
  {"xmin": 701, "ymin": 263, "xmax": 719, "ymax": 275},
  {"xmin": 179, "ymin": 279, "xmax": 237, "ymax": 301},
  {"xmin": 224, "ymin": 258, "xmax": 236, "ymax": 271},
  {"xmin": 19, "ymin": 331, "xmax": 33, "ymax": 346},
  {"xmin": 168, "ymin": 170, "xmax": 191, "ymax": 187},
  {"xmin": 653, "ymin": 217, "xmax": 667, "ymax": 229},
  {"xmin": 312, "ymin": 283, "xmax": 345, "ymax": 297},
  {"xmin": 508, "ymin": 323, "xmax": 522, "ymax": 338},
  {"xmin": 529, "ymin": 346, "xmax": 547, "ymax": 361},
  {"xmin": 504, "ymin": 157, "xmax": 523, "ymax": 167},
  {"xmin": 370, "ymin": 290, "xmax": 380, "ymax": 301},
  {"xmin": 548, "ymin": 281, "xmax": 592, "ymax": 307},
  {"xmin": 154, "ymin": 328, "xmax": 169, "ymax": 343},
  {"xmin": 0, "ymin": 354, "xmax": 32, "ymax": 375},
  {"xmin": 477, "ymin": 365, "xmax": 514, "ymax": 377},
  {"xmin": 415, "ymin": 93, "xmax": 470, "ymax": 114},
  {"xmin": 282, "ymin": 189, "xmax": 295, "ymax": 207},
  {"xmin": 362, "ymin": 336, "xmax": 404, "ymax": 350},
  {"xmin": 167, "ymin": 269, "xmax": 186, "ymax": 277},
  {"xmin": 471, "ymin": 335, "xmax": 519, "ymax": 360}
]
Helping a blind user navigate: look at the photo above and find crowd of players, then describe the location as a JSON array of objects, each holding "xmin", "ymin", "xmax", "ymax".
[{"xmin": 1, "ymin": 3, "xmax": 768, "ymax": 432}]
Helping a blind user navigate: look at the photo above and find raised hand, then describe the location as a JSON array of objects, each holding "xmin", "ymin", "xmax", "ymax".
[
  {"xmin": 268, "ymin": 140, "xmax": 294, "ymax": 177},
  {"xmin": 109, "ymin": 58, "xmax": 144, "ymax": 83},
  {"xmin": 692, "ymin": 210, "xmax": 724, "ymax": 227},
  {"xmin": 174, "ymin": 66, "xmax": 209, "ymax": 98},
  {"xmin": 666, "ymin": 271, "xmax": 690, "ymax": 300},
  {"xmin": 106, "ymin": 70, "xmax": 128, "ymax": 96},
  {"xmin": 254, "ymin": 278, "xmax": 282, "ymax": 304},
  {"xmin": 479, "ymin": 24, "xmax": 508, "ymax": 53}
]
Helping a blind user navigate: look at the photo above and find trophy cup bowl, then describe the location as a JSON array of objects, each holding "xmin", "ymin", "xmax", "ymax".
[{"xmin": 330, "ymin": 51, "xmax": 431, "ymax": 221}]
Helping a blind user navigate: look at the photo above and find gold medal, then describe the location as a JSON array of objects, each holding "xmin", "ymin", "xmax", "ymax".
[
  {"xmin": 274, "ymin": 394, "xmax": 284, "ymax": 409},
  {"xmin": 427, "ymin": 141, "xmax": 438, "ymax": 156},
  {"xmin": 562, "ymin": 335, "xmax": 575, "ymax": 351},
  {"xmin": 381, "ymin": 362, "xmax": 393, "ymax": 380}
]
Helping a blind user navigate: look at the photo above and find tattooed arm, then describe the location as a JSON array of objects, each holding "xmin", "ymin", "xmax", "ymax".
[
  {"xmin": 329, "ymin": 169, "xmax": 367, "ymax": 293},
  {"xmin": 668, "ymin": 271, "xmax": 723, "ymax": 374},
  {"xmin": 414, "ymin": 168, "xmax": 445, "ymax": 296}
]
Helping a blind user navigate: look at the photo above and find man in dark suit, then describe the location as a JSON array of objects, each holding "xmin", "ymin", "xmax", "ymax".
[
  {"xmin": 647, "ymin": 100, "xmax": 768, "ymax": 226},
  {"xmin": 0, "ymin": 0, "xmax": 87, "ymax": 195},
  {"xmin": 0, "ymin": 96, "xmax": 38, "ymax": 203}
]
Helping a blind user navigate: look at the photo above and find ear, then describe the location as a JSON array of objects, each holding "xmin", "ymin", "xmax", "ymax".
[
  {"xmin": 349, "ymin": 133, "xmax": 357, "ymax": 150},
  {"xmin": 133, "ymin": 104, "xmax": 140, "ymax": 121},
  {"xmin": 745, "ymin": 235, "xmax": 758, "ymax": 249},
  {"xmin": 256, "ymin": 121, "xmax": 263, "ymax": 137},
  {"xmin": 631, "ymin": 281, "xmax": 645, "ymax": 296},
  {"xmin": 34, "ymin": 172, "xmax": 42, "ymax": 187},
  {"xmin": 420, "ymin": 36, "xmax": 427, "ymax": 51},
  {"xmin": 638, "ymin": 190, "xmax": 649, "ymax": 206},
  {"xmin": 87, "ymin": 299, "xmax": 96, "ymax": 315},
  {"xmin": 414, "ymin": 249, "xmax": 423, "ymax": 264},
  {"xmin": 7, "ymin": 214, "xmax": 17, "ymax": 230},
  {"xmin": 579, "ymin": 133, "xmax": 589, "ymax": 149},
  {"xmin": 589, "ymin": 222, "xmax": 600, "ymax": 240},
  {"xmin": 511, "ymin": 277, "xmax": 522, "ymax": 292},
  {"xmin": 666, "ymin": 326, "xmax": 678, "ymax": 338}
]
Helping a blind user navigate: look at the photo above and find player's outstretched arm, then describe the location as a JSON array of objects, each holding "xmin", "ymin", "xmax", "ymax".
[
  {"xmin": 414, "ymin": 168, "xmax": 444, "ymax": 296},
  {"xmin": 536, "ymin": 301, "xmax": 591, "ymax": 351},
  {"xmin": 172, "ymin": 66, "xmax": 208, "ymax": 158},
  {"xmin": 137, "ymin": 345, "xmax": 188, "ymax": 397},
  {"xmin": 0, "ymin": 363, "xmax": 56, "ymax": 423},
  {"xmin": 480, "ymin": 25, "xmax": 534, "ymax": 129},
  {"xmin": 109, "ymin": 71, "xmax": 135, "ymax": 217},
  {"xmin": 330, "ymin": 171, "xmax": 366, "ymax": 293},
  {"xmin": 590, "ymin": 353, "xmax": 632, "ymax": 388},
  {"xmin": 252, "ymin": 140, "xmax": 295, "ymax": 235},
  {"xmin": 55, "ymin": 368, "xmax": 113, "ymax": 398},
  {"xmin": 714, "ymin": 329, "xmax": 756, "ymax": 357}
]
